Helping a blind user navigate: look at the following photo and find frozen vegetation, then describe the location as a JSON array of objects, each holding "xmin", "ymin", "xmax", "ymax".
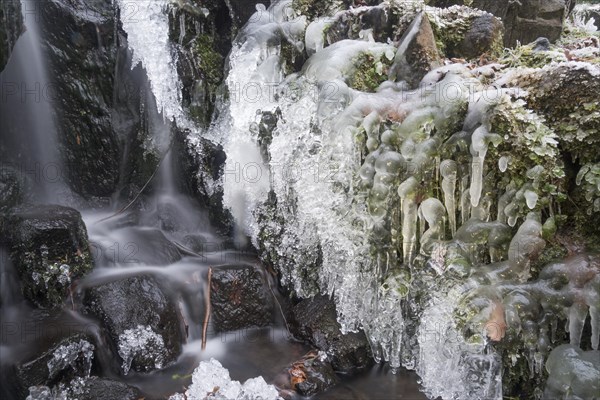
[{"xmin": 201, "ymin": 0, "xmax": 600, "ymax": 398}]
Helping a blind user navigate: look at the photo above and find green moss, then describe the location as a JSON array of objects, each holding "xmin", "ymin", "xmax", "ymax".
[
  {"xmin": 292, "ymin": 0, "xmax": 350, "ymax": 20},
  {"xmin": 348, "ymin": 52, "xmax": 393, "ymax": 92},
  {"xmin": 189, "ymin": 34, "xmax": 224, "ymax": 126},
  {"xmin": 501, "ymin": 44, "xmax": 567, "ymax": 68},
  {"xmin": 191, "ymin": 34, "xmax": 224, "ymax": 87},
  {"xmin": 487, "ymin": 97, "xmax": 566, "ymax": 221}
]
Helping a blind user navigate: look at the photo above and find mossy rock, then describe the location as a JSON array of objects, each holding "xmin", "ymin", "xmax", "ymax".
[
  {"xmin": 348, "ymin": 52, "xmax": 394, "ymax": 92},
  {"xmin": 2, "ymin": 205, "xmax": 94, "ymax": 309},
  {"xmin": 427, "ymin": 6, "xmax": 504, "ymax": 60},
  {"xmin": 292, "ymin": 0, "xmax": 352, "ymax": 20}
]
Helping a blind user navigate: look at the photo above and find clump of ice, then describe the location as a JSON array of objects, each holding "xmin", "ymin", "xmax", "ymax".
[
  {"xmin": 118, "ymin": 325, "xmax": 167, "ymax": 375},
  {"xmin": 47, "ymin": 339, "xmax": 95, "ymax": 380},
  {"xmin": 169, "ymin": 358, "xmax": 281, "ymax": 400},
  {"xmin": 115, "ymin": 0, "xmax": 188, "ymax": 128}
]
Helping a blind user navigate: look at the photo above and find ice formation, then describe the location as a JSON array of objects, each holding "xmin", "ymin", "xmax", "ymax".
[
  {"xmin": 118, "ymin": 325, "xmax": 167, "ymax": 375},
  {"xmin": 115, "ymin": 0, "xmax": 187, "ymax": 126},
  {"xmin": 203, "ymin": 0, "xmax": 600, "ymax": 398},
  {"xmin": 47, "ymin": 339, "xmax": 95, "ymax": 380},
  {"xmin": 169, "ymin": 358, "xmax": 281, "ymax": 400}
]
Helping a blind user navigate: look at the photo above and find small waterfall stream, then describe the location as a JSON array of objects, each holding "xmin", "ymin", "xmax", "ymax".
[
  {"xmin": 0, "ymin": 0, "xmax": 70, "ymax": 203},
  {"xmin": 1, "ymin": 0, "xmax": 598, "ymax": 399}
]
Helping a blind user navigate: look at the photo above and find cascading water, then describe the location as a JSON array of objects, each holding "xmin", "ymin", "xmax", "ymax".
[
  {"xmin": 0, "ymin": 0, "xmax": 69, "ymax": 203},
  {"xmin": 2, "ymin": 0, "xmax": 599, "ymax": 398}
]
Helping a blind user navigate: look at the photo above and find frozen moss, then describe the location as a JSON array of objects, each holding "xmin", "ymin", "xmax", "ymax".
[{"xmin": 348, "ymin": 52, "xmax": 394, "ymax": 92}]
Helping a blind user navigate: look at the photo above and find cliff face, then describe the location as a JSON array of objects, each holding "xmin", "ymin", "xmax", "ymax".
[{"xmin": 0, "ymin": 0, "xmax": 22, "ymax": 72}]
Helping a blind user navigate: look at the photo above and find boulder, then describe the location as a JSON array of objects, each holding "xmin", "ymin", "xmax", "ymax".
[
  {"xmin": 426, "ymin": 6, "xmax": 504, "ymax": 59},
  {"xmin": 427, "ymin": 0, "xmax": 571, "ymax": 46},
  {"xmin": 389, "ymin": 12, "xmax": 442, "ymax": 87},
  {"xmin": 15, "ymin": 333, "xmax": 96, "ymax": 397},
  {"xmin": 2, "ymin": 205, "xmax": 93, "ymax": 309},
  {"xmin": 290, "ymin": 295, "xmax": 372, "ymax": 374},
  {"xmin": 210, "ymin": 266, "xmax": 274, "ymax": 332},
  {"xmin": 83, "ymin": 275, "xmax": 185, "ymax": 374}
]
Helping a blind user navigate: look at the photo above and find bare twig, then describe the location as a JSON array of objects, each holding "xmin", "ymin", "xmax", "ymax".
[{"xmin": 202, "ymin": 267, "xmax": 213, "ymax": 350}]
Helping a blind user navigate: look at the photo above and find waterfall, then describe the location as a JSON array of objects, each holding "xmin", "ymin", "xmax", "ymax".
[{"xmin": 0, "ymin": 0, "xmax": 69, "ymax": 203}]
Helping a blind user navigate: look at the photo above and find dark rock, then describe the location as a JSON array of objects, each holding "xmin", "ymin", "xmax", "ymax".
[
  {"xmin": 15, "ymin": 333, "xmax": 96, "ymax": 396},
  {"xmin": 2, "ymin": 205, "xmax": 93, "ymax": 309},
  {"xmin": 456, "ymin": 13, "xmax": 504, "ymax": 59},
  {"xmin": 71, "ymin": 377, "xmax": 142, "ymax": 400},
  {"xmin": 83, "ymin": 275, "xmax": 185, "ymax": 374},
  {"xmin": 38, "ymin": 0, "xmax": 121, "ymax": 198},
  {"xmin": 288, "ymin": 351, "xmax": 339, "ymax": 397},
  {"xmin": 0, "ymin": 0, "xmax": 23, "ymax": 72},
  {"xmin": 176, "ymin": 131, "xmax": 233, "ymax": 234},
  {"xmin": 210, "ymin": 266, "xmax": 274, "ymax": 332},
  {"xmin": 290, "ymin": 295, "xmax": 372, "ymax": 374},
  {"xmin": 532, "ymin": 36, "xmax": 552, "ymax": 52},
  {"xmin": 389, "ymin": 12, "xmax": 442, "ymax": 88},
  {"xmin": 427, "ymin": 0, "xmax": 571, "ymax": 46},
  {"xmin": 0, "ymin": 166, "xmax": 28, "ymax": 211}
]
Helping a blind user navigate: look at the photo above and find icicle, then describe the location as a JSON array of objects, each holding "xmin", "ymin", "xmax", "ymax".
[
  {"xmin": 524, "ymin": 190, "xmax": 538, "ymax": 210},
  {"xmin": 590, "ymin": 306, "xmax": 599, "ymax": 350},
  {"xmin": 498, "ymin": 156, "xmax": 509, "ymax": 172},
  {"xmin": 441, "ymin": 160, "xmax": 457, "ymax": 235},
  {"xmin": 460, "ymin": 175, "xmax": 470, "ymax": 225},
  {"xmin": 398, "ymin": 177, "xmax": 419, "ymax": 265},
  {"xmin": 418, "ymin": 198, "xmax": 446, "ymax": 255},
  {"xmin": 469, "ymin": 126, "xmax": 501, "ymax": 207},
  {"xmin": 568, "ymin": 303, "xmax": 588, "ymax": 348},
  {"xmin": 179, "ymin": 14, "xmax": 186, "ymax": 45}
]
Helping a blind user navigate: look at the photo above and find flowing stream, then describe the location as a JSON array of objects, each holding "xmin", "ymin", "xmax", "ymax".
[{"xmin": 2, "ymin": 0, "xmax": 599, "ymax": 399}]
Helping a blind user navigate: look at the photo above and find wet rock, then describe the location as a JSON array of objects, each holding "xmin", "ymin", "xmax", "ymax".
[
  {"xmin": 290, "ymin": 295, "xmax": 372, "ymax": 374},
  {"xmin": 177, "ymin": 132, "xmax": 233, "ymax": 234},
  {"xmin": 26, "ymin": 376, "xmax": 142, "ymax": 400},
  {"xmin": 2, "ymin": 205, "xmax": 93, "ymax": 309},
  {"xmin": 38, "ymin": 0, "xmax": 121, "ymax": 198},
  {"xmin": 0, "ymin": 0, "xmax": 23, "ymax": 72},
  {"xmin": 83, "ymin": 275, "xmax": 185, "ymax": 374},
  {"xmin": 0, "ymin": 166, "xmax": 28, "ymax": 211},
  {"xmin": 210, "ymin": 266, "xmax": 274, "ymax": 332},
  {"xmin": 427, "ymin": 0, "xmax": 571, "ymax": 46},
  {"xmin": 72, "ymin": 377, "xmax": 142, "ymax": 400},
  {"xmin": 285, "ymin": 351, "xmax": 339, "ymax": 397},
  {"xmin": 15, "ymin": 333, "xmax": 95, "ymax": 396},
  {"xmin": 389, "ymin": 12, "xmax": 442, "ymax": 88}
]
